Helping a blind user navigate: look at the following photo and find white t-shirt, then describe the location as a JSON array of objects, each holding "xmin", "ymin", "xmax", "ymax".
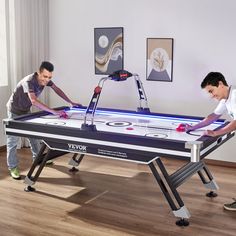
[{"xmin": 214, "ymin": 86, "xmax": 236, "ymax": 120}]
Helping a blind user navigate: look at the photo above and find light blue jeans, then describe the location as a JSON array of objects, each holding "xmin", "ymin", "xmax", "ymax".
[{"xmin": 6, "ymin": 111, "xmax": 41, "ymax": 169}]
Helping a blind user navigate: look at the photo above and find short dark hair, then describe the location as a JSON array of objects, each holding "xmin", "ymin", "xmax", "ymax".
[
  {"xmin": 39, "ymin": 61, "xmax": 54, "ymax": 72},
  {"xmin": 201, "ymin": 72, "xmax": 228, "ymax": 88}
]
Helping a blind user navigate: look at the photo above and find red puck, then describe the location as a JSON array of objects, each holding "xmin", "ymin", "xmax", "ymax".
[{"xmin": 126, "ymin": 127, "xmax": 134, "ymax": 130}]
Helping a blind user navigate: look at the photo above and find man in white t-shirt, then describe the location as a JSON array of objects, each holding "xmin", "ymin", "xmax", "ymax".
[{"xmin": 185, "ymin": 72, "xmax": 236, "ymax": 211}]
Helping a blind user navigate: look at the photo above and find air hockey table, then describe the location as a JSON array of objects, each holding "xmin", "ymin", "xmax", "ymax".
[{"xmin": 3, "ymin": 106, "xmax": 235, "ymax": 226}]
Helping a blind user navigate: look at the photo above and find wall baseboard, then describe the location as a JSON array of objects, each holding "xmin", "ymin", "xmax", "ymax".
[
  {"xmin": 205, "ymin": 159, "xmax": 236, "ymax": 168},
  {"xmin": 0, "ymin": 145, "xmax": 6, "ymax": 152}
]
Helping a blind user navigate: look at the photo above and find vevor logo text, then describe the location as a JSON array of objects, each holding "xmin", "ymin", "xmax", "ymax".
[{"xmin": 68, "ymin": 143, "xmax": 87, "ymax": 152}]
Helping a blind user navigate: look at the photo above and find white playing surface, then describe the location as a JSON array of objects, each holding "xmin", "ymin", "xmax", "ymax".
[{"xmin": 26, "ymin": 108, "xmax": 224, "ymax": 142}]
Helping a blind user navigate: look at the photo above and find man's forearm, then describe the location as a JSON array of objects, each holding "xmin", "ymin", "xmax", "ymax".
[
  {"xmin": 212, "ymin": 121, "xmax": 236, "ymax": 136},
  {"xmin": 52, "ymin": 86, "xmax": 73, "ymax": 104},
  {"xmin": 190, "ymin": 113, "xmax": 221, "ymax": 130},
  {"xmin": 31, "ymin": 99, "xmax": 55, "ymax": 114}
]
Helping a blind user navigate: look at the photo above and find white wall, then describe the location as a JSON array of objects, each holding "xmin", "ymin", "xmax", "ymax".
[
  {"xmin": 0, "ymin": 87, "xmax": 9, "ymax": 146},
  {"xmin": 0, "ymin": 0, "xmax": 9, "ymax": 146},
  {"xmin": 48, "ymin": 0, "xmax": 236, "ymax": 162}
]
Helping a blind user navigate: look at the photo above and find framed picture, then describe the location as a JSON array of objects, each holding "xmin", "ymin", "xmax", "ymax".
[
  {"xmin": 146, "ymin": 38, "xmax": 173, "ymax": 81},
  {"xmin": 94, "ymin": 27, "xmax": 124, "ymax": 75}
]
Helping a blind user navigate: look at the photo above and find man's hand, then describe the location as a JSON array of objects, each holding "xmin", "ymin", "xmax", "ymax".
[
  {"xmin": 53, "ymin": 110, "xmax": 68, "ymax": 118},
  {"xmin": 70, "ymin": 102, "xmax": 82, "ymax": 107},
  {"xmin": 176, "ymin": 123, "xmax": 193, "ymax": 132},
  {"xmin": 185, "ymin": 124, "xmax": 193, "ymax": 131},
  {"xmin": 204, "ymin": 130, "xmax": 216, "ymax": 137}
]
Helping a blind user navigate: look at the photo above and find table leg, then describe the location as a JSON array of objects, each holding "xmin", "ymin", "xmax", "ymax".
[
  {"xmin": 24, "ymin": 143, "xmax": 67, "ymax": 191},
  {"xmin": 149, "ymin": 160, "xmax": 191, "ymax": 226},
  {"xmin": 197, "ymin": 164, "xmax": 219, "ymax": 197},
  {"xmin": 68, "ymin": 154, "xmax": 85, "ymax": 172}
]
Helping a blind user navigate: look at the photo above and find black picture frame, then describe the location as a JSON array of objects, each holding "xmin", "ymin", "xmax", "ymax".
[
  {"xmin": 146, "ymin": 38, "xmax": 174, "ymax": 82},
  {"xmin": 94, "ymin": 27, "xmax": 124, "ymax": 75}
]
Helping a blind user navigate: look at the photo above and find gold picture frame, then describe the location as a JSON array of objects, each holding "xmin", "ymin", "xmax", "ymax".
[{"xmin": 94, "ymin": 27, "xmax": 124, "ymax": 75}]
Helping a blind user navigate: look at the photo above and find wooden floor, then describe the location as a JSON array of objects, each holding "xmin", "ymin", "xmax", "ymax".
[{"xmin": 0, "ymin": 148, "xmax": 235, "ymax": 236}]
